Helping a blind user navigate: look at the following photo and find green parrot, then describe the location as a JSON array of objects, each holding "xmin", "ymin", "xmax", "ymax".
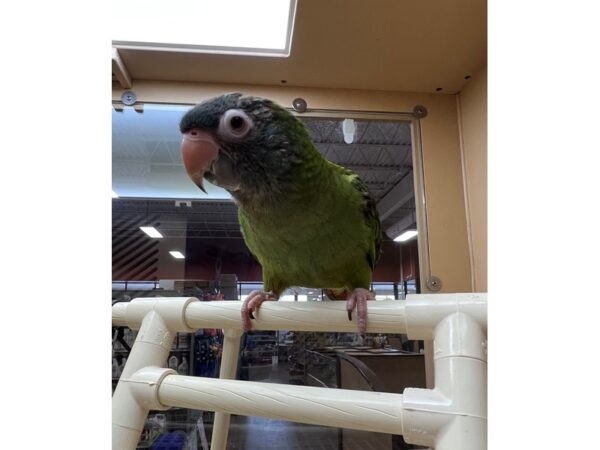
[{"xmin": 180, "ymin": 93, "xmax": 382, "ymax": 334}]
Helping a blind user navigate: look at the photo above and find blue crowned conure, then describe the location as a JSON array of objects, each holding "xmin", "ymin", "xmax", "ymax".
[{"xmin": 180, "ymin": 94, "xmax": 382, "ymax": 334}]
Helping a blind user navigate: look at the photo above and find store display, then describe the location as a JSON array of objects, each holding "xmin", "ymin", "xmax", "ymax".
[
  {"xmin": 240, "ymin": 331, "xmax": 277, "ymax": 380},
  {"xmin": 177, "ymin": 357, "xmax": 188, "ymax": 375},
  {"xmin": 112, "ymin": 358, "xmax": 119, "ymax": 379},
  {"xmin": 168, "ymin": 355, "xmax": 179, "ymax": 371},
  {"xmin": 118, "ymin": 357, "xmax": 127, "ymax": 377},
  {"xmin": 193, "ymin": 330, "xmax": 222, "ymax": 378},
  {"xmin": 150, "ymin": 431, "xmax": 187, "ymax": 450}
]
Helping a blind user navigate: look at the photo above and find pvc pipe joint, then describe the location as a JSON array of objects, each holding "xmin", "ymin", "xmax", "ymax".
[
  {"xmin": 404, "ymin": 293, "xmax": 487, "ymax": 340},
  {"xmin": 128, "ymin": 366, "xmax": 175, "ymax": 411},
  {"xmin": 113, "ymin": 311, "xmax": 177, "ymax": 449},
  {"xmin": 401, "ymin": 309, "xmax": 487, "ymax": 448},
  {"xmin": 120, "ymin": 297, "xmax": 198, "ymax": 332}
]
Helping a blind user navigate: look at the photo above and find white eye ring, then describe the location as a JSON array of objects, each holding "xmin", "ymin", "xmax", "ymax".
[{"xmin": 218, "ymin": 109, "xmax": 253, "ymax": 141}]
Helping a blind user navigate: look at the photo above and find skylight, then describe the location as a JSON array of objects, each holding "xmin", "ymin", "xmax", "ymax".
[{"xmin": 112, "ymin": 0, "xmax": 297, "ymax": 56}]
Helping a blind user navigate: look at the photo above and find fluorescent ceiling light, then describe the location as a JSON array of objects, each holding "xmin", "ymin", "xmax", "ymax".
[
  {"xmin": 342, "ymin": 119, "xmax": 356, "ymax": 144},
  {"xmin": 394, "ymin": 229, "xmax": 418, "ymax": 242},
  {"xmin": 140, "ymin": 226, "xmax": 163, "ymax": 238},
  {"xmin": 169, "ymin": 251, "xmax": 185, "ymax": 259},
  {"xmin": 112, "ymin": 0, "xmax": 297, "ymax": 56}
]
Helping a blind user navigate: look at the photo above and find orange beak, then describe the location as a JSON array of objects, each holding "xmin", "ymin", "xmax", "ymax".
[{"xmin": 181, "ymin": 129, "xmax": 219, "ymax": 194}]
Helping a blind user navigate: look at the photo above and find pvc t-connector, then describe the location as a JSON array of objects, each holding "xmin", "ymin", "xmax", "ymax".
[
  {"xmin": 401, "ymin": 310, "xmax": 487, "ymax": 449},
  {"xmin": 121, "ymin": 297, "xmax": 198, "ymax": 332}
]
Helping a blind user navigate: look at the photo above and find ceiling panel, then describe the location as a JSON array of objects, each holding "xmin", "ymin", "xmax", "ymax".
[{"xmin": 113, "ymin": 0, "xmax": 486, "ymax": 94}]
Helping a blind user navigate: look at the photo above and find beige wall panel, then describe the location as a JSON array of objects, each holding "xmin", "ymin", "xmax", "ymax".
[
  {"xmin": 457, "ymin": 66, "xmax": 487, "ymax": 292},
  {"xmin": 113, "ymin": 81, "xmax": 471, "ymax": 292}
]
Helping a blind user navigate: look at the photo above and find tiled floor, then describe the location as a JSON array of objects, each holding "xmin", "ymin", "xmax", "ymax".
[{"xmin": 225, "ymin": 416, "xmax": 340, "ymax": 450}]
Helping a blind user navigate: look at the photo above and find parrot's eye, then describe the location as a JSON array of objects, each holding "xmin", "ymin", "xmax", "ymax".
[
  {"xmin": 218, "ymin": 109, "xmax": 253, "ymax": 141},
  {"xmin": 230, "ymin": 115, "xmax": 244, "ymax": 129}
]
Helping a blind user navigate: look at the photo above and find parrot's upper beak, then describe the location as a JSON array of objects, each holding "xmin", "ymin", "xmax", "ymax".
[{"xmin": 181, "ymin": 129, "xmax": 219, "ymax": 194}]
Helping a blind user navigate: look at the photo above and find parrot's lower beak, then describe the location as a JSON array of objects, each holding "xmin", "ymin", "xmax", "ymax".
[{"xmin": 181, "ymin": 130, "xmax": 220, "ymax": 194}]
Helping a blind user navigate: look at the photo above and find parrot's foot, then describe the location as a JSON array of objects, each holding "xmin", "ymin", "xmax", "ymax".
[
  {"xmin": 346, "ymin": 288, "xmax": 374, "ymax": 335},
  {"xmin": 241, "ymin": 290, "xmax": 276, "ymax": 332}
]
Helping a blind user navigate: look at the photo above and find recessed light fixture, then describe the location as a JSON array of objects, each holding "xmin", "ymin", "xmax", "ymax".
[
  {"xmin": 112, "ymin": 0, "xmax": 297, "ymax": 57},
  {"xmin": 140, "ymin": 226, "xmax": 163, "ymax": 238},
  {"xmin": 394, "ymin": 229, "xmax": 418, "ymax": 242},
  {"xmin": 169, "ymin": 251, "xmax": 185, "ymax": 259}
]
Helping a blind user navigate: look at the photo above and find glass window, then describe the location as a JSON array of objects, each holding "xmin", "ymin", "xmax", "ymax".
[{"xmin": 112, "ymin": 101, "xmax": 424, "ymax": 450}]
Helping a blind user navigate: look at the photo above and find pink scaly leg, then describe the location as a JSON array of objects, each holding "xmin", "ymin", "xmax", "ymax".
[
  {"xmin": 346, "ymin": 288, "xmax": 374, "ymax": 335},
  {"xmin": 241, "ymin": 290, "xmax": 276, "ymax": 332}
]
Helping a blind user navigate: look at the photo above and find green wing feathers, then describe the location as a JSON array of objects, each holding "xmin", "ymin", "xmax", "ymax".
[
  {"xmin": 238, "ymin": 158, "xmax": 382, "ymax": 296},
  {"xmin": 335, "ymin": 163, "xmax": 382, "ymax": 272}
]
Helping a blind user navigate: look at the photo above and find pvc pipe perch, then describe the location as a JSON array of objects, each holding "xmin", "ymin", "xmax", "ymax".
[
  {"xmin": 210, "ymin": 328, "xmax": 243, "ymax": 450},
  {"xmin": 112, "ymin": 294, "xmax": 487, "ymax": 450},
  {"xmin": 129, "ymin": 367, "xmax": 405, "ymax": 434},
  {"xmin": 112, "ymin": 298, "xmax": 409, "ymax": 334}
]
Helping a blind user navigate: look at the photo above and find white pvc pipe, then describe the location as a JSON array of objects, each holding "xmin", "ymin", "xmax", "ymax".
[
  {"xmin": 126, "ymin": 362, "xmax": 486, "ymax": 449},
  {"xmin": 155, "ymin": 373, "xmax": 405, "ymax": 434},
  {"xmin": 113, "ymin": 299, "xmax": 409, "ymax": 334},
  {"xmin": 402, "ymin": 311, "xmax": 487, "ymax": 449},
  {"xmin": 112, "ymin": 311, "xmax": 175, "ymax": 449},
  {"xmin": 435, "ymin": 416, "xmax": 487, "ymax": 450},
  {"xmin": 211, "ymin": 329, "xmax": 243, "ymax": 450},
  {"xmin": 404, "ymin": 293, "xmax": 487, "ymax": 340},
  {"xmin": 111, "ymin": 294, "xmax": 488, "ymax": 450},
  {"xmin": 112, "ymin": 295, "xmax": 487, "ymax": 336}
]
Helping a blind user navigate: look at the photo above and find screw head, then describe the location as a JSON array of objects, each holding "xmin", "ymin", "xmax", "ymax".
[
  {"xmin": 413, "ymin": 105, "xmax": 428, "ymax": 118},
  {"xmin": 427, "ymin": 276, "xmax": 442, "ymax": 291},
  {"xmin": 121, "ymin": 90, "xmax": 137, "ymax": 106},
  {"xmin": 292, "ymin": 98, "xmax": 307, "ymax": 113}
]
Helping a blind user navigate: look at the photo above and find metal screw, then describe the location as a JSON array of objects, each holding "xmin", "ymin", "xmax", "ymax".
[
  {"xmin": 427, "ymin": 276, "xmax": 442, "ymax": 291},
  {"xmin": 413, "ymin": 105, "xmax": 428, "ymax": 118},
  {"xmin": 121, "ymin": 90, "xmax": 137, "ymax": 106},
  {"xmin": 292, "ymin": 98, "xmax": 307, "ymax": 113}
]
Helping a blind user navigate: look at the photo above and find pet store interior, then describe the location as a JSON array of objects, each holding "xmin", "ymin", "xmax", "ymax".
[{"xmin": 112, "ymin": 1, "xmax": 487, "ymax": 449}]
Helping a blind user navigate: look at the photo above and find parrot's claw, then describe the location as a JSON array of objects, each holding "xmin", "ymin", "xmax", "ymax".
[
  {"xmin": 346, "ymin": 288, "xmax": 374, "ymax": 335},
  {"xmin": 241, "ymin": 290, "xmax": 276, "ymax": 332}
]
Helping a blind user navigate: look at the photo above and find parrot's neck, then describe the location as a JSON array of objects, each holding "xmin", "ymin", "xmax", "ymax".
[{"xmin": 232, "ymin": 147, "xmax": 334, "ymax": 217}]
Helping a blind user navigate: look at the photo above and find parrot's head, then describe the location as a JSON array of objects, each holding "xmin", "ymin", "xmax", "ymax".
[{"xmin": 180, "ymin": 93, "xmax": 311, "ymax": 202}]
